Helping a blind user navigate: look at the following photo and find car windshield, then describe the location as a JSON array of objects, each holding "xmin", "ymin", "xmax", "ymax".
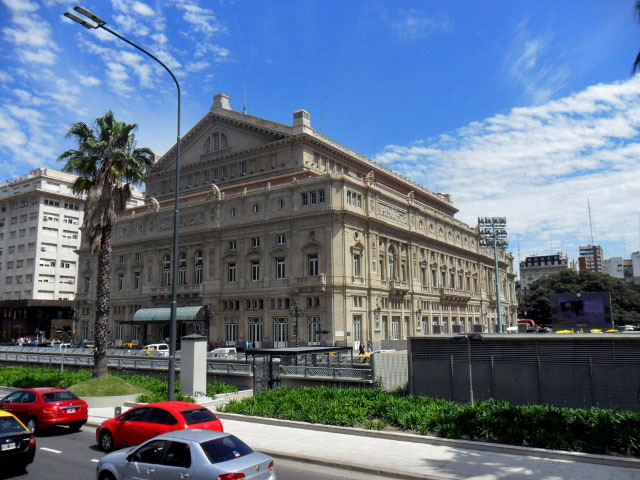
[
  {"xmin": 0, "ymin": 416, "xmax": 26, "ymax": 434},
  {"xmin": 181, "ymin": 408, "xmax": 217, "ymax": 425},
  {"xmin": 42, "ymin": 391, "xmax": 78, "ymax": 402},
  {"xmin": 200, "ymin": 435, "xmax": 253, "ymax": 464}
]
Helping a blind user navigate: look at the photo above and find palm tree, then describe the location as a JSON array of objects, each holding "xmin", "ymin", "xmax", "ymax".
[
  {"xmin": 633, "ymin": 1, "xmax": 640, "ymax": 73},
  {"xmin": 59, "ymin": 111, "xmax": 154, "ymax": 377}
]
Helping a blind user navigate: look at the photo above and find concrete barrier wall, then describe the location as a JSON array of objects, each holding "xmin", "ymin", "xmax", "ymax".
[{"xmin": 372, "ymin": 351, "xmax": 408, "ymax": 391}]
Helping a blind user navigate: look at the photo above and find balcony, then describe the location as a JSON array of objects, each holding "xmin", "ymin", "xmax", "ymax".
[
  {"xmin": 389, "ymin": 281, "xmax": 409, "ymax": 295},
  {"xmin": 295, "ymin": 273, "xmax": 327, "ymax": 292},
  {"xmin": 439, "ymin": 287, "xmax": 471, "ymax": 303}
]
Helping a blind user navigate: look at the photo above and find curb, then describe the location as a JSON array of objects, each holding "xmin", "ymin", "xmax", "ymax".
[
  {"xmin": 216, "ymin": 412, "xmax": 640, "ymax": 471},
  {"xmin": 261, "ymin": 449, "xmax": 450, "ymax": 480}
]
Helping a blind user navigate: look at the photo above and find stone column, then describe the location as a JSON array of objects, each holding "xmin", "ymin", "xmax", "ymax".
[{"xmin": 180, "ymin": 333, "xmax": 208, "ymax": 401}]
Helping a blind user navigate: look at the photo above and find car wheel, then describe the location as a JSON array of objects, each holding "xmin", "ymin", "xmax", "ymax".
[
  {"xmin": 69, "ymin": 422, "xmax": 83, "ymax": 432},
  {"xmin": 99, "ymin": 431, "xmax": 114, "ymax": 452},
  {"xmin": 26, "ymin": 418, "xmax": 37, "ymax": 433},
  {"xmin": 98, "ymin": 472, "xmax": 115, "ymax": 480}
]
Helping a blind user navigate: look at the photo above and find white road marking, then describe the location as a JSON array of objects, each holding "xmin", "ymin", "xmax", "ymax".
[
  {"xmin": 91, "ymin": 459, "xmax": 99, "ymax": 463},
  {"xmin": 40, "ymin": 447, "xmax": 62, "ymax": 454}
]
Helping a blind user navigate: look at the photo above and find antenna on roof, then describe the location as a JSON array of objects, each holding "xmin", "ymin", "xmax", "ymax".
[
  {"xmin": 242, "ymin": 63, "xmax": 247, "ymax": 115},
  {"xmin": 588, "ymin": 198, "xmax": 594, "ymax": 245}
]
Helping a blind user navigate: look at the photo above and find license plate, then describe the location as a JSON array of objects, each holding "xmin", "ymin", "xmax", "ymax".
[
  {"xmin": 67, "ymin": 408, "xmax": 76, "ymax": 413},
  {"xmin": 1, "ymin": 443, "xmax": 16, "ymax": 451}
]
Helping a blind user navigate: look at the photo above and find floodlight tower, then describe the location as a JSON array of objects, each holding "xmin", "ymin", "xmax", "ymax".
[{"xmin": 478, "ymin": 217, "xmax": 508, "ymax": 333}]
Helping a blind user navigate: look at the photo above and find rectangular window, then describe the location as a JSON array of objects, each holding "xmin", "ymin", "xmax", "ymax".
[
  {"xmin": 225, "ymin": 318, "xmax": 237, "ymax": 344},
  {"xmin": 135, "ymin": 252, "xmax": 142, "ymax": 263},
  {"xmin": 252, "ymin": 237, "xmax": 260, "ymax": 248},
  {"xmin": 251, "ymin": 261, "xmax": 260, "ymax": 281},
  {"xmin": 84, "ymin": 277, "xmax": 90, "ymax": 293},
  {"xmin": 186, "ymin": 174, "xmax": 192, "ymax": 187},
  {"xmin": 229, "ymin": 240, "xmax": 236, "ymax": 251},
  {"xmin": 228, "ymin": 263, "xmax": 236, "ymax": 282},
  {"xmin": 240, "ymin": 160, "xmax": 248, "ymax": 175},
  {"xmin": 353, "ymin": 315, "xmax": 362, "ymax": 343},
  {"xmin": 310, "ymin": 191, "xmax": 317, "ymax": 204},
  {"xmin": 302, "ymin": 192, "xmax": 308, "ymax": 206},
  {"xmin": 276, "ymin": 258, "xmax": 285, "ymax": 279},
  {"xmin": 353, "ymin": 254, "xmax": 361, "ymax": 277},
  {"xmin": 319, "ymin": 190, "xmax": 325, "ymax": 203},
  {"xmin": 118, "ymin": 274, "xmax": 124, "ymax": 291},
  {"xmin": 308, "ymin": 254, "xmax": 319, "ymax": 276},
  {"xmin": 134, "ymin": 272, "xmax": 141, "ymax": 290},
  {"xmin": 276, "ymin": 234, "xmax": 285, "ymax": 245},
  {"xmin": 204, "ymin": 170, "xmax": 211, "ymax": 183},
  {"xmin": 221, "ymin": 166, "xmax": 228, "ymax": 179}
]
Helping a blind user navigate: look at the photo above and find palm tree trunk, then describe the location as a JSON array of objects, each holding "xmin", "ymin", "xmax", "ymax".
[{"xmin": 93, "ymin": 225, "xmax": 112, "ymax": 378}]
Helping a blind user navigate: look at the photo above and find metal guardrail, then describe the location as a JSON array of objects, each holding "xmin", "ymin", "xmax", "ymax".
[
  {"xmin": 279, "ymin": 365, "xmax": 372, "ymax": 381},
  {"xmin": 0, "ymin": 347, "xmax": 371, "ymax": 381}
]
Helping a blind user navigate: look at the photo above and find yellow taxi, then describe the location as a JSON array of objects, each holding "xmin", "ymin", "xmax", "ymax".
[
  {"xmin": 0, "ymin": 410, "xmax": 36, "ymax": 470},
  {"xmin": 555, "ymin": 329, "xmax": 574, "ymax": 334}
]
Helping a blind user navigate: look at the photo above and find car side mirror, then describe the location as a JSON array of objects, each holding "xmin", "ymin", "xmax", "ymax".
[{"xmin": 126, "ymin": 454, "xmax": 133, "ymax": 462}]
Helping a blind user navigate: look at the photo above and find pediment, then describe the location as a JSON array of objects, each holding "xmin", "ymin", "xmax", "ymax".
[{"xmin": 152, "ymin": 113, "xmax": 289, "ymax": 174}]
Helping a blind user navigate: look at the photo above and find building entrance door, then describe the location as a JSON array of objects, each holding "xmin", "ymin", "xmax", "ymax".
[
  {"xmin": 273, "ymin": 317, "xmax": 288, "ymax": 348},
  {"xmin": 248, "ymin": 318, "xmax": 262, "ymax": 348}
]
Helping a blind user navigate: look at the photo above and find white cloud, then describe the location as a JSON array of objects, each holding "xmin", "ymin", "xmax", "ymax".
[
  {"xmin": 171, "ymin": 0, "xmax": 225, "ymax": 36},
  {"xmin": 1, "ymin": 0, "xmax": 38, "ymax": 13},
  {"xmin": 388, "ymin": 9, "xmax": 451, "ymax": 42},
  {"xmin": 375, "ymin": 77, "xmax": 640, "ymax": 263},
  {"xmin": 20, "ymin": 48, "xmax": 56, "ymax": 65},
  {"xmin": 505, "ymin": 21, "xmax": 569, "ymax": 105},
  {"xmin": 132, "ymin": 1, "xmax": 154, "ymax": 17},
  {"xmin": 78, "ymin": 75, "xmax": 102, "ymax": 87},
  {"xmin": 0, "ymin": 71, "xmax": 11, "ymax": 83},
  {"xmin": 114, "ymin": 14, "xmax": 150, "ymax": 36},
  {"xmin": 12, "ymin": 89, "xmax": 46, "ymax": 105}
]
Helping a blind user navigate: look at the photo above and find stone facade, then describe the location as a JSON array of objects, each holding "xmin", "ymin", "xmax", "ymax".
[{"xmin": 74, "ymin": 94, "xmax": 518, "ymax": 347}]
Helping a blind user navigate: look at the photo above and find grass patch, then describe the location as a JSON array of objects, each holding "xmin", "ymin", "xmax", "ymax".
[
  {"xmin": 223, "ymin": 386, "xmax": 640, "ymax": 457},
  {"xmin": 69, "ymin": 375, "xmax": 149, "ymax": 397},
  {"xmin": 0, "ymin": 367, "xmax": 237, "ymax": 405}
]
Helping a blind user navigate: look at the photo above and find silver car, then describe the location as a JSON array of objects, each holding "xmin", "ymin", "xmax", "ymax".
[{"xmin": 96, "ymin": 429, "xmax": 275, "ymax": 480}]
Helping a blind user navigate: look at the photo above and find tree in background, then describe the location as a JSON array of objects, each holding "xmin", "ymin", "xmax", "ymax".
[
  {"xmin": 518, "ymin": 269, "xmax": 640, "ymax": 325},
  {"xmin": 58, "ymin": 112, "xmax": 154, "ymax": 377}
]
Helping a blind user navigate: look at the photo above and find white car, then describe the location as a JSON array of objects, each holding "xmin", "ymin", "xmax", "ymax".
[
  {"xmin": 208, "ymin": 347, "xmax": 238, "ymax": 359},
  {"xmin": 143, "ymin": 343, "xmax": 169, "ymax": 357}
]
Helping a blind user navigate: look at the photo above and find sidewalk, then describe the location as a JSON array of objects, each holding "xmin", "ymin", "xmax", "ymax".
[{"xmin": 87, "ymin": 407, "xmax": 640, "ymax": 480}]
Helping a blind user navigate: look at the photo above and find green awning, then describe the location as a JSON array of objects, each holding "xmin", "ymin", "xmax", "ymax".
[{"xmin": 132, "ymin": 306, "xmax": 206, "ymax": 324}]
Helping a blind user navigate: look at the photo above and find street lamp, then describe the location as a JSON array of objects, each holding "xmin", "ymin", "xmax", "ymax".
[
  {"xmin": 288, "ymin": 299, "xmax": 304, "ymax": 348},
  {"xmin": 64, "ymin": 6, "xmax": 182, "ymax": 400},
  {"xmin": 478, "ymin": 217, "xmax": 508, "ymax": 334}
]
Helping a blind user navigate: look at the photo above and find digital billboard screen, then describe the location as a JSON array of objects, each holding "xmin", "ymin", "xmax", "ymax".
[{"xmin": 550, "ymin": 292, "xmax": 612, "ymax": 326}]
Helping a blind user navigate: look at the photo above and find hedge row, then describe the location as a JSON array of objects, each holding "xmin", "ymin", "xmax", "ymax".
[
  {"xmin": 223, "ymin": 386, "xmax": 640, "ymax": 456},
  {"xmin": 0, "ymin": 367, "xmax": 237, "ymax": 403}
]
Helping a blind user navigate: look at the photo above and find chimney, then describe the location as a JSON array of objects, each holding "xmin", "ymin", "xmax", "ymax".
[
  {"xmin": 211, "ymin": 93, "xmax": 231, "ymax": 111},
  {"xmin": 292, "ymin": 109, "xmax": 311, "ymax": 134}
]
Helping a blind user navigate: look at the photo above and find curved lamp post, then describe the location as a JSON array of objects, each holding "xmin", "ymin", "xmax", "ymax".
[
  {"xmin": 288, "ymin": 299, "xmax": 304, "ymax": 348},
  {"xmin": 64, "ymin": 6, "xmax": 182, "ymax": 400}
]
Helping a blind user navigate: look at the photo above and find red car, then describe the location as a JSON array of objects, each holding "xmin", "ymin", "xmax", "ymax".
[
  {"xmin": 0, "ymin": 388, "xmax": 88, "ymax": 432},
  {"xmin": 96, "ymin": 402, "xmax": 224, "ymax": 452}
]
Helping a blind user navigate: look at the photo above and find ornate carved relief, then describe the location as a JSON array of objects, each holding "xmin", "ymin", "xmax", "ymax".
[{"xmin": 377, "ymin": 202, "xmax": 408, "ymax": 224}]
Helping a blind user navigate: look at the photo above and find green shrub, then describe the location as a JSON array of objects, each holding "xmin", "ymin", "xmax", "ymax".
[{"xmin": 223, "ymin": 386, "xmax": 640, "ymax": 456}]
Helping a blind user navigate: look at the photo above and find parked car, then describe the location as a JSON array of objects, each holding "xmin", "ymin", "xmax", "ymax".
[
  {"xmin": 0, "ymin": 410, "xmax": 36, "ymax": 471},
  {"xmin": 96, "ymin": 402, "xmax": 223, "ymax": 452},
  {"xmin": 208, "ymin": 347, "xmax": 238, "ymax": 359},
  {"xmin": 143, "ymin": 343, "xmax": 169, "ymax": 357},
  {"xmin": 97, "ymin": 429, "xmax": 275, "ymax": 480},
  {"xmin": 0, "ymin": 388, "xmax": 88, "ymax": 432}
]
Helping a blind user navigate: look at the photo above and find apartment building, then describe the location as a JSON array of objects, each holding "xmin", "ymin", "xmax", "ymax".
[{"xmin": 519, "ymin": 252, "xmax": 575, "ymax": 292}]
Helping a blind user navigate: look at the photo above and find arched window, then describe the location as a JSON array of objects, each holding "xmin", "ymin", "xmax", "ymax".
[
  {"xmin": 178, "ymin": 251, "xmax": 187, "ymax": 285},
  {"xmin": 194, "ymin": 249, "xmax": 203, "ymax": 285},
  {"xmin": 203, "ymin": 132, "xmax": 229, "ymax": 154},
  {"xmin": 162, "ymin": 254, "xmax": 171, "ymax": 286}
]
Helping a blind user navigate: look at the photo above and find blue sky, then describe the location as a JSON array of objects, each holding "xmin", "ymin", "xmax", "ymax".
[{"xmin": 1, "ymin": 0, "xmax": 640, "ymax": 272}]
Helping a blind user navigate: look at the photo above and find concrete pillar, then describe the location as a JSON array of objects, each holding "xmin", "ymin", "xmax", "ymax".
[{"xmin": 180, "ymin": 333, "xmax": 208, "ymax": 400}]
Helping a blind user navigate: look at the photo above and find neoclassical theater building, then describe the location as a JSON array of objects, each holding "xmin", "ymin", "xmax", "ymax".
[{"xmin": 74, "ymin": 94, "xmax": 517, "ymax": 348}]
